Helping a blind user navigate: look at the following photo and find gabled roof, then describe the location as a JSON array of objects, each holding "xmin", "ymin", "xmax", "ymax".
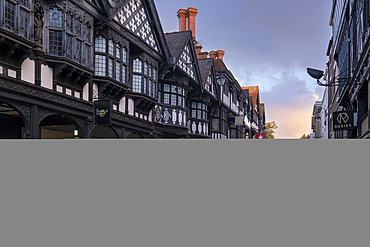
[
  {"xmin": 198, "ymin": 58, "xmax": 213, "ymax": 84},
  {"xmin": 111, "ymin": 0, "xmax": 167, "ymax": 54},
  {"xmin": 198, "ymin": 58, "xmax": 219, "ymax": 100},
  {"xmin": 164, "ymin": 31, "xmax": 202, "ymax": 86},
  {"xmin": 164, "ymin": 31, "xmax": 192, "ymax": 60}
]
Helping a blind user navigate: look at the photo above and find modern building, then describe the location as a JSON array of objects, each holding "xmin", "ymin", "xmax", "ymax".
[{"xmin": 0, "ymin": 0, "xmax": 263, "ymax": 139}]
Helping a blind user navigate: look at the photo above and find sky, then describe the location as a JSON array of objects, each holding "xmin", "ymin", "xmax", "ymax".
[{"xmin": 154, "ymin": 0, "xmax": 333, "ymax": 139}]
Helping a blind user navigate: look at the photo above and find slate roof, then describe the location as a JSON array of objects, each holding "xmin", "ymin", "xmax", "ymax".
[
  {"xmin": 164, "ymin": 31, "xmax": 191, "ymax": 59},
  {"xmin": 198, "ymin": 58, "xmax": 213, "ymax": 84}
]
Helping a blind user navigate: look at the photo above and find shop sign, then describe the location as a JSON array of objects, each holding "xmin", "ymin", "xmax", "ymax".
[
  {"xmin": 333, "ymin": 110, "xmax": 355, "ymax": 131},
  {"xmin": 235, "ymin": 116, "xmax": 243, "ymax": 125},
  {"xmin": 93, "ymin": 99, "xmax": 112, "ymax": 125}
]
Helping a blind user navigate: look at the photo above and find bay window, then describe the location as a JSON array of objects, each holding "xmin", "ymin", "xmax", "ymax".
[
  {"xmin": 131, "ymin": 58, "xmax": 157, "ymax": 98},
  {"xmin": 94, "ymin": 35, "xmax": 127, "ymax": 83},
  {"xmin": 158, "ymin": 83, "xmax": 185, "ymax": 107},
  {"xmin": 48, "ymin": 7, "xmax": 92, "ymax": 67},
  {"xmin": 2, "ymin": 0, "xmax": 32, "ymax": 40}
]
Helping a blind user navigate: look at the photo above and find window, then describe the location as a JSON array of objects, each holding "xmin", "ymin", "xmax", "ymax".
[
  {"xmin": 158, "ymin": 84, "xmax": 185, "ymax": 107},
  {"xmin": 131, "ymin": 59, "xmax": 157, "ymax": 97},
  {"xmin": 4, "ymin": 1, "xmax": 16, "ymax": 31},
  {"xmin": 95, "ymin": 55, "xmax": 106, "ymax": 76},
  {"xmin": 47, "ymin": 7, "xmax": 92, "ymax": 67},
  {"xmin": 94, "ymin": 36, "xmax": 127, "ymax": 83},
  {"xmin": 49, "ymin": 30, "xmax": 63, "ymax": 56},
  {"xmin": 66, "ymin": 35, "xmax": 73, "ymax": 59},
  {"xmin": 188, "ymin": 102, "xmax": 208, "ymax": 120},
  {"xmin": 19, "ymin": 9, "xmax": 29, "ymax": 37},
  {"xmin": 49, "ymin": 7, "xmax": 62, "ymax": 28},
  {"xmin": 2, "ymin": 0, "xmax": 31, "ymax": 39}
]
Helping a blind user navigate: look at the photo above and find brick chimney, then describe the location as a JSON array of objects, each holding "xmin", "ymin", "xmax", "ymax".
[
  {"xmin": 216, "ymin": 49, "xmax": 225, "ymax": 61},
  {"xmin": 177, "ymin": 8, "xmax": 187, "ymax": 31},
  {"xmin": 177, "ymin": 7, "xmax": 198, "ymax": 41},
  {"xmin": 187, "ymin": 7, "xmax": 198, "ymax": 41},
  {"xmin": 209, "ymin": 50, "xmax": 217, "ymax": 59}
]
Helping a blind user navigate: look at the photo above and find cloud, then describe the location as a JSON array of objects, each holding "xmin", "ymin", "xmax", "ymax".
[{"xmin": 261, "ymin": 73, "xmax": 317, "ymax": 138}]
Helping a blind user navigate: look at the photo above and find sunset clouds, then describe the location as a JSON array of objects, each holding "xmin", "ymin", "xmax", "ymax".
[{"xmin": 155, "ymin": 0, "xmax": 332, "ymax": 138}]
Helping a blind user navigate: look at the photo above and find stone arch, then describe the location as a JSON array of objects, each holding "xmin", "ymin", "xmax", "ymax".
[
  {"xmin": 38, "ymin": 114, "xmax": 82, "ymax": 139},
  {"xmin": 126, "ymin": 131, "xmax": 145, "ymax": 139},
  {"xmin": 90, "ymin": 125, "xmax": 119, "ymax": 139},
  {"xmin": 0, "ymin": 99, "xmax": 28, "ymax": 138}
]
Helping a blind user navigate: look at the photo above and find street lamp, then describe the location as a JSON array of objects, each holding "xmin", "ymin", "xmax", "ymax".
[{"xmin": 307, "ymin": 64, "xmax": 331, "ymax": 139}]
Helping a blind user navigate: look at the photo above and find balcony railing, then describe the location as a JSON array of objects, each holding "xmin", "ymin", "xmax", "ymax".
[
  {"xmin": 153, "ymin": 105, "xmax": 187, "ymax": 128},
  {"xmin": 188, "ymin": 119, "xmax": 209, "ymax": 136}
]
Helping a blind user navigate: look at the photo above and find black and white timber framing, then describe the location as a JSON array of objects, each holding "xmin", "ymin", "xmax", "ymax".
[{"xmin": 0, "ymin": 0, "xmax": 263, "ymax": 139}]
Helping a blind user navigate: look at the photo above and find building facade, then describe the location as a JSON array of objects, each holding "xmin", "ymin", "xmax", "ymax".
[
  {"xmin": 0, "ymin": 1, "xmax": 262, "ymax": 139},
  {"xmin": 320, "ymin": 0, "xmax": 370, "ymax": 139}
]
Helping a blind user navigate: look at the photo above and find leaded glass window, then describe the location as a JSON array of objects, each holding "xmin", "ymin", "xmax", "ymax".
[
  {"xmin": 76, "ymin": 40, "xmax": 82, "ymax": 63},
  {"xmin": 116, "ymin": 61, "xmax": 121, "ymax": 81},
  {"xmin": 49, "ymin": 30, "xmax": 63, "ymax": 56},
  {"xmin": 133, "ymin": 58, "xmax": 142, "ymax": 73},
  {"xmin": 66, "ymin": 14, "xmax": 73, "ymax": 33},
  {"xmin": 66, "ymin": 35, "xmax": 73, "ymax": 59},
  {"xmin": 85, "ymin": 44, "xmax": 91, "ymax": 66},
  {"xmin": 95, "ymin": 55, "xmax": 106, "ymax": 76},
  {"xmin": 75, "ymin": 21, "xmax": 82, "ymax": 36},
  {"xmin": 132, "ymin": 75, "xmax": 142, "ymax": 93},
  {"xmin": 189, "ymin": 102, "xmax": 208, "ymax": 120},
  {"xmin": 108, "ymin": 58, "xmax": 113, "ymax": 77},
  {"xmin": 19, "ymin": 9, "xmax": 29, "ymax": 37},
  {"xmin": 95, "ymin": 36, "xmax": 106, "ymax": 53},
  {"xmin": 4, "ymin": 1, "xmax": 16, "ymax": 31},
  {"xmin": 108, "ymin": 40, "xmax": 114, "ymax": 56},
  {"xmin": 48, "ymin": 7, "xmax": 92, "ymax": 66},
  {"xmin": 2, "ymin": 0, "xmax": 32, "ymax": 39},
  {"xmin": 49, "ymin": 8, "xmax": 62, "ymax": 28}
]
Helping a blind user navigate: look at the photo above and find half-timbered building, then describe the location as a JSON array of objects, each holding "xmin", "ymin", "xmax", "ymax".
[{"xmin": 0, "ymin": 1, "xmax": 258, "ymax": 139}]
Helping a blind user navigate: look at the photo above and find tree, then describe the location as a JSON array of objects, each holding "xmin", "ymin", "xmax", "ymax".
[
  {"xmin": 299, "ymin": 134, "xmax": 310, "ymax": 139},
  {"xmin": 265, "ymin": 121, "xmax": 278, "ymax": 139}
]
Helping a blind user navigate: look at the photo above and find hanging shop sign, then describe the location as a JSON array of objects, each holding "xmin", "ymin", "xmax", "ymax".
[
  {"xmin": 333, "ymin": 110, "xmax": 355, "ymax": 131},
  {"xmin": 93, "ymin": 99, "xmax": 112, "ymax": 125},
  {"xmin": 235, "ymin": 116, "xmax": 244, "ymax": 126}
]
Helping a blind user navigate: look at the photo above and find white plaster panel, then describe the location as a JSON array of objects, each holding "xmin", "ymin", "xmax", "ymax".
[
  {"xmin": 93, "ymin": 83, "xmax": 98, "ymax": 101},
  {"xmin": 0, "ymin": 66, "xmax": 3, "ymax": 74},
  {"xmin": 56, "ymin": 85, "xmax": 63, "ymax": 93},
  {"xmin": 83, "ymin": 83, "xmax": 89, "ymax": 101},
  {"xmin": 119, "ymin": 97, "xmax": 126, "ymax": 113},
  {"xmin": 66, "ymin": 88, "xmax": 72, "ymax": 96},
  {"xmin": 74, "ymin": 91, "xmax": 80, "ymax": 98},
  {"xmin": 21, "ymin": 58, "xmax": 35, "ymax": 84},
  {"xmin": 41, "ymin": 64, "xmax": 53, "ymax": 89},
  {"xmin": 8, "ymin": 69, "xmax": 16, "ymax": 78}
]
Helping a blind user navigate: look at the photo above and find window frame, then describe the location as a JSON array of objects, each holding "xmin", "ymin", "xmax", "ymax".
[
  {"xmin": 47, "ymin": 6, "xmax": 93, "ymax": 67},
  {"xmin": 94, "ymin": 36, "xmax": 128, "ymax": 84},
  {"xmin": 2, "ymin": 0, "xmax": 32, "ymax": 39}
]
